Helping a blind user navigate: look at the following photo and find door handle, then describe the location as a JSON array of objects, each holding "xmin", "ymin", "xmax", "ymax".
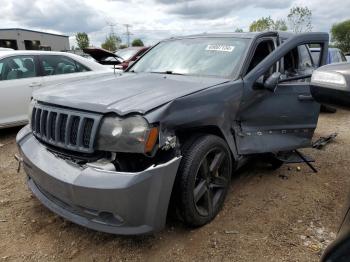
[
  {"xmin": 298, "ymin": 94, "xmax": 314, "ymax": 101},
  {"xmin": 29, "ymin": 82, "xmax": 42, "ymax": 87}
]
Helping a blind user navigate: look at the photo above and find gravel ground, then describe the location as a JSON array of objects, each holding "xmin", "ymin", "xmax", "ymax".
[{"xmin": 1, "ymin": 110, "xmax": 350, "ymax": 262}]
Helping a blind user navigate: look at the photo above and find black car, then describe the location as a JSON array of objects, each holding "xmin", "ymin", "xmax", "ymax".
[{"xmin": 17, "ymin": 31, "xmax": 329, "ymax": 235}]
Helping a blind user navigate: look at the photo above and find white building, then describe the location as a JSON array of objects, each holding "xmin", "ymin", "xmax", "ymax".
[{"xmin": 0, "ymin": 28, "xmax": 70, "ymax": 51}]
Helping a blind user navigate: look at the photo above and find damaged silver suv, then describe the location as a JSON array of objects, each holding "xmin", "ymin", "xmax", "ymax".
[{"xmin": 17, "ymin": 31, "xmax": 329, "ymax": 235}]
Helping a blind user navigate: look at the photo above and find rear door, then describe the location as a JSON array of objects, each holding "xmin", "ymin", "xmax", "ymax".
[
  {"xmin": 0, "ymin": 55, "xmax": 41, "ymax": 127},
  {"xmin": 235, "ymin": 33, "xmax": 329, "ymax": 154},
  {"xmin": 38, "ymin": 55, "xmax": 99, "ymax": 87}
]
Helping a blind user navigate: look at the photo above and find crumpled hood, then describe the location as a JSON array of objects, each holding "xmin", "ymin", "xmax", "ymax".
[{"xmin": 34, "ymin": 73, "xmax": 228, "ymax": 115}]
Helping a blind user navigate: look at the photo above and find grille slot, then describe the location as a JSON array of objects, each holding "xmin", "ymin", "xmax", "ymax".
[{"xmin": 31, "ymin": 103, "xmax": 102, "ymax": 153}]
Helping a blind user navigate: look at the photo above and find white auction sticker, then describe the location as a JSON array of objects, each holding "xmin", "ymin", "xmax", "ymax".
[{"xmin": 205, "ymin": 44, "xmax": 235, "ymax": 52}]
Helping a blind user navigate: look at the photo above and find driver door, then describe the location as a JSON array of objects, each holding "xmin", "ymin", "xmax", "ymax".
[{"xmin": 235, "ymin": 33, "xmax": 329, "ymax": 154}]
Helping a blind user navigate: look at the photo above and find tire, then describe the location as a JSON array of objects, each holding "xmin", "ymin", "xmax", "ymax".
[
  {"xmin": 320, "ymin": 104, "xmax": 337, "ymax": 113},
  {"xmin": 175, "ymin": 135, "xmax": 232, "ymax": 227}
]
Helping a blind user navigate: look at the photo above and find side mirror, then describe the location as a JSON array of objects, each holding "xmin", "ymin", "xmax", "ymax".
[{"xmin": 256, "ymin": 72, "xmax": 281, "ymax": 92}]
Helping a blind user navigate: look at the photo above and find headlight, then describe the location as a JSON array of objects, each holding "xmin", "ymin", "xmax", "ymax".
[
  {"xmin": 96, "ymin": 116, "xmax": 159, "ymax": 154},
  {"xmin": 311, "ymin": 70, "xmax": 347, "ymax": 90}
]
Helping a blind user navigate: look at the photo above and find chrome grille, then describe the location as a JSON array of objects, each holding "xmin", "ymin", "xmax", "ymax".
[{"xmin": 31, "ymin": 103, "xmax": 102, "ymax": 153}]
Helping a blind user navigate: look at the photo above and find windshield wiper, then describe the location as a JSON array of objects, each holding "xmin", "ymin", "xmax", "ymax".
[{"xmin": 150, "ymin": 71, "xmax": 184, "ymax": 75}]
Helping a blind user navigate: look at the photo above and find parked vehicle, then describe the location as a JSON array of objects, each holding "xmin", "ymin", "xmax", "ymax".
[
  {"xmin": 0, "ymin": 47, "xmax": 14, "ymax": 51},
  {"xmin": 310, "ymin": 47, "xmax": 347, "ymax": 65},
  {"xmin": 115, "ymin": 47, "xmax": 149, "ymax": 70},
  {"xmin": 0, "ymin": 51, "xmax": 112, "ymax": 128},
  {"xmin": 83, "ymin": 47, "xmax": 124, "ymax": 67},
  {"xmin": 16, "ymin": 31, "xmax": 329, "ymax": 235},
  {"xmin": 84, "ymin": 47, "xmax": 149, "ymax": 70},
  {"xmin": 308, "ymin": 62, "xmax": 350, "ymax": 261},
  {"xmin": 345, "ymin": 52, "xmax": 350, "ymax": 62}
]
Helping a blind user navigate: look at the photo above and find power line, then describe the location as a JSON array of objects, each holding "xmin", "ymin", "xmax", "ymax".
[
  {"xmin": 123, "ymin": 24, "xmax": 133, "ymax": 47},
  {"xmin": 106, "ymin": 22, "xmax": 117, "ymax": 37}
]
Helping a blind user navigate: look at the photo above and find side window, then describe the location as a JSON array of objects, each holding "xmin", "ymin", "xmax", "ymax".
[
  {"xmin": 298, "ymin": 45, "xmax": 313, "ymax": 69},
  {"xmin": 40, "ymin": 55, "xmax": 89, "ymax": 76},
  {"xmin": 75, "ymin": 60, "xmax": 91, "ymax": 72},
  {"xmin": 0, "ymin": 56, "xmax": 37, "ymax": 81},
  {"xmin": 330, "ymin": 50, "xmax": 339, "ymax": 63},
  {"xmin": 246, "ymin": 39, "xmax": 275, "ymax": 76},
  {"xmin": 339, "ymin": 51, "xmax": 347, "ymax": 62}
]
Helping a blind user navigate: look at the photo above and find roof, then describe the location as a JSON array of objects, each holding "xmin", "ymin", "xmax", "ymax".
[
  {"xmin": 0, "ymin": 28, "xmax": 69, "ymax": 38},
  {"xmin": 163, "ymin": 31, "xmax": 295, "ymax": 41},
  {"xmin": 0, "ymin": 50, "xmax": 66, "ymax": 56}
]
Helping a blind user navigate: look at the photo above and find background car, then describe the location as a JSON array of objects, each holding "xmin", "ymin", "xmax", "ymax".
[
  {"xmin": 310, "ymin": 47, "xmax": 347, "ymax": 65},
  {"xmin": 345, "ymin": 52, "xmax": 350, "ymax": 62},
  {"xmin": 0, "ymin": 51, "xmax": 112, "ymax": 129},
  {"xmin": 84, "ymin": 46, "xmax": 149, "ymax": 70},
  {"xmin": 115, "ymin": 46, "xmax": 149, "ymax": 70},
  {"xmin": 0, "ymin": 47, "xmax": 14, "ymax": 51}
]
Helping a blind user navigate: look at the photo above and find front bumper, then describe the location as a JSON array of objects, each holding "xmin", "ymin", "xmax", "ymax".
[{"xmin": 16, "ymin": 125, "xmax": 181, "ymax": 235}]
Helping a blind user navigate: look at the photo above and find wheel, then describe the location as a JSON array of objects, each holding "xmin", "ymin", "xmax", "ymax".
[
  {"xmin": 176, "ymin": 135, "xmax": 232, "ymax": 227},
  {"xmin": 320, "ymin": 104, "xmax": 337, "ymax": 113}
]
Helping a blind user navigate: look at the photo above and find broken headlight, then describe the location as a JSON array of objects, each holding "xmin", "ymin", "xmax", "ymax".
[{"xmin": 96, "ymin": 116, "xmax": 158, "ymax": 154}]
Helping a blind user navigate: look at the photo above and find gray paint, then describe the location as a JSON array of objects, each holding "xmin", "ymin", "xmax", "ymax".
[
  {"xmin": 17, "ymin": 126, "xmax": 181, "ymax": 235},
  {"xmin": 34, "ymin": 72, "xmax": 229, "ymax": 115},
  {"xmin": 19, "ymin": 31, "xmax": 330, "ymax": 234}
]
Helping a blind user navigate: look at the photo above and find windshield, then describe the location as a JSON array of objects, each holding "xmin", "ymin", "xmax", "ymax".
[
  {"xmin": 115, "ymin": 49, "xmax": 139, "ymax": 60},
  {"xmin": 131, "ymin": 37, "xmax": 249, "ymax": 78}
]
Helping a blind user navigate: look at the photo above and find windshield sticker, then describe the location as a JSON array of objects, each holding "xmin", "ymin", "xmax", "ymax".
[{"xmin": 205, "ymin": 44, "xmax": 235, "ymax": 52}]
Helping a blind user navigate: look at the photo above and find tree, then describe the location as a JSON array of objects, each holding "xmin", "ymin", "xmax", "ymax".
[
  {"xmin": 249, "ymin": 17, "xmax": 273, "ymax": 32},
  {"xmin": 331, "ymin": 20, "xmax": 350, "ymax": 53},
  {"xmin": 75, "ymin": 32, "xmax": 90, "ymax": 50},
  {"xmin": 235, "ymin": 28, "xmax": 243, "ymax": 33},
  {"xmin": 287, "ymin": 6, "xmax": 312, "ymax": 33},
  {"xmin": 249, "ymin": 17, "xmax": 288, "ymax": 32},
  {"xmin": 131, "ymin": 38, "xmax": 144, "ymax": 47},
  {"xmin": 101, "ymin": 34, "xmax": 121, "ymax": 52},
  {"xmin": 271, "ymin": 19, "xmax": 288, "ymax": 31},
  {"xmin": 119, "ymin": 44, "xmax": 128, "ymax": 49}
]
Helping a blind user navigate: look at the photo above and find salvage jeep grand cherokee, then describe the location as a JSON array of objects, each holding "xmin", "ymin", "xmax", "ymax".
[{"xmin": 17, "ymin": 31, "xmax": 329, "ymax": 235}]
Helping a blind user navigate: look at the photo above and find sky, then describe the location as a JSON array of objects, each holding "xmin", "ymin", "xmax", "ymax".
[{"xmin": 1, "ymin": 0, "xmax": 349, "ymax": 48}]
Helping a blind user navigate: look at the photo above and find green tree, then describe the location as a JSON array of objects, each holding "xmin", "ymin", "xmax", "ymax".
[
  {"xmin": 331, "ymin": 20, "xmax": 350, "ymax": 53},
  {"xmin": 101, "ymin": 34, "xmax": 121, "ymax": 52},
  {"xmin": 119, "ymin": 44, "xmax": 128, "ymax": 49},
  {"xmin": 271, "ymin": 19, "xmax": 288, "ymax": 31},
  {"xmin": 235, "ymin": 28, "xmax": 243, "ymax": 33},
  {"xmin": 287, "ymin": 6, "xmax": 312, "ymax": 33},
  {"xmin": 249, "ymin": 17, "xmax": 273, "ymax": 32},
  {"xmin": 249, "ymin": 17, "xmax": 288, "ymax": 32},
  {"xmin": 75, "ymin": 32, "xmax": 90, "ymax": 50},
  {"xmin": 131, "ymin": 38, "xmax": 144, "ymax": 47}
]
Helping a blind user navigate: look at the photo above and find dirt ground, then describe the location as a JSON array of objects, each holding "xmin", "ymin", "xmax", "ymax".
[{"xmin": 1, "ymin": 110, "xmax": 350, "ymax": 262}]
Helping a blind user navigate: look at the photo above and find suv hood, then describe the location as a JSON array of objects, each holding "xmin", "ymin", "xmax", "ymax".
[{"xmin": 34, "ymin": 73, "xmax": 229, "ymax": 115}]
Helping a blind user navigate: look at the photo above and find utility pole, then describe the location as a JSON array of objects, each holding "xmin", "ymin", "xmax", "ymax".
[
  {"xmin": 107, "ymin": 22, "xmax": 117, "ymax": 37},
  {"xmin": 123, "ymin": 24, "xmax": 133, "ymax": 47}
]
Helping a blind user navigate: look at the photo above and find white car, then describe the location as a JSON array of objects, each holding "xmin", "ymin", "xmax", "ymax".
[
  {"xmin": 0, "ymin": 47, "xmax": 14, "ymax": 51},
  {"xmin": 0, "ymin": 51, "xmax": 113, "ymax": 128}
]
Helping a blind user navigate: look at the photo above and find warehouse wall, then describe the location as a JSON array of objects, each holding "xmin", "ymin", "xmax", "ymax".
[{"xmin": 0, "ymin": 29, "xmax": 69, "ymax": 51}]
